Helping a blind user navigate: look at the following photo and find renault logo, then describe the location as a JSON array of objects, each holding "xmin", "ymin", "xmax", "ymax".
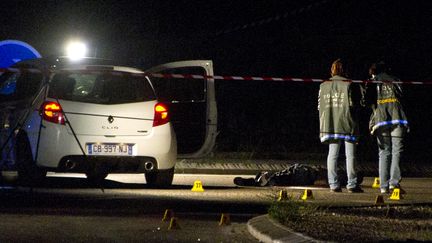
[{"xmin": 108, "ymin": 115, "xmax": 114, "ymax": 123}]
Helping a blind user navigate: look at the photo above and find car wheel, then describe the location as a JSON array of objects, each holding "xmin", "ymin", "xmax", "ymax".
[
  {"xmin": 15, "ymin": 135, "xmax": 47, "ymax": 185},
  {"xmin": 145, "ymin": 167, "xmax": 174, "ymax": 188},
  {"xmin": 85, "ymin": 171, "xmax": 108, "ymax": 184}
]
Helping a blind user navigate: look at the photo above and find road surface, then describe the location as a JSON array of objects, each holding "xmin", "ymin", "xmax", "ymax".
[{"xmin": 0, "ymin": 172, "xmax": 273, "ymax": 242}]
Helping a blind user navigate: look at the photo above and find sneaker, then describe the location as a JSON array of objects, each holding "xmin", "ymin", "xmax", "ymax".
[
  {"xmin": 348, "ymin": 187, "xmax": 364, "ymax": 193},
  {"xmin": 390, "ymin": 185, "xmax": 406, "ymax": 194},
  {"xmin": 330, "ymin": 187, "xmax": 342, "ymax": 193},
  {"xmin": 380, "ymin": 188, "xmax": 389, "ymax": 194},
  {"xmin": 256, "ymin": 172, "xmax": 271, "ymax": 187}
]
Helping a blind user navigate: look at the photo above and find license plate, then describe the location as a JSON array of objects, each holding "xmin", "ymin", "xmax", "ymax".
[{"xmin": 86, "ymin": 143, "xmax": 136, "ymax": 156}]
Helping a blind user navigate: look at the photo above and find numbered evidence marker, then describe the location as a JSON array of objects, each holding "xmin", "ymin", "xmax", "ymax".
[
  {"xmin": 389, "ymin": 188, "xmax": 402, "ymax": 200},
  {"xmin": 219, "ymin": 213, "xmax": 231, "ymax": 226},
  {"xmin": 191, "ymin": 180, "xmax": 204, "ymax": 192},
  {"xmin": 277, "ymin": 190, "xmax": 290, "ymax": 201},
  {"xmin": 375, "ymin": 195, "xmax": 385, "ymax": 205},
  {"xmin": 301, "ymin": 189, "xmax": 314, "ymax": 200},
  {"xmin": 162, "ymin": 209, "xmax": 174, "ymax": 222},
  {"xmin": 168, "ymin": 217, "xmax": 180, "ymax": 230},
  {"xmin": 372, "ymin": 177, "xmax": 380, "ymax": 188}
]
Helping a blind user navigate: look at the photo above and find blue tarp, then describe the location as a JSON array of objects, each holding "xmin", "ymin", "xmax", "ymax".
[{"xmin": 0, "ymin": 40, "xmax": 41, "ymax": 68}]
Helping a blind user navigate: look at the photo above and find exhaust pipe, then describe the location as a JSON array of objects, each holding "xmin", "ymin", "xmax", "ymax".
[
  {"xmin": 65, "ymin": 160, "xmax": 76, "ymax": 170},
  {"xmin": 144, "ymin": 161, "xmax": 155, "ymax": 171}
]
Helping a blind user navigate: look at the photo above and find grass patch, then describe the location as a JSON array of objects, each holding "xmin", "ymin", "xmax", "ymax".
[
  {"xmin": 269, "ymin": 201, "xmax": 432, "ymax": 242},
  {"xmin": 268, "ymin": 199, "xmax": 319, "ymax": 224}
]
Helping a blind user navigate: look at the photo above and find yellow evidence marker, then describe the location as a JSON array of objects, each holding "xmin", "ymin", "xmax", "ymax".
[
  {"xmin": 301, "ymin": 189, "xmax": 314, "ymax": 200},
  {"xmin": 389, "ymin": 188, "xmax": 402, "ymax": 200},
  {"xmin": 372, "ymin": 177, "xmax": 380, "ymax": 188},
  {"xmin": 277, "ymin": 190, "xmax": 289, "ymax": 201},
  {"xmin": 219, "ymin": 213, "xmax": 231, "ymax": 226},
  {"xmin": 374, "ymin": 195, "xmax": 385, "ymax": 205},
  {"xmin": 162, "ymin": 209, "xmax": 174, "ymax": 222},
  {"xmin": 191, "ymin": 180, "xmax": 205, "ymax": 192},
  {"xmin": 168, "ymin": 217, "xmax": 180, "ymax": 230}
]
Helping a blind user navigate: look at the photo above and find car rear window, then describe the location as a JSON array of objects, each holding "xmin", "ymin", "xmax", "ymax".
[{"xmin": 48, "ymin": 71, "xmax": 156, "ymax": 104}]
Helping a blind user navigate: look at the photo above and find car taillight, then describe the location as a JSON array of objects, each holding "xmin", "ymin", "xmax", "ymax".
[
  {"xmin": 41, "ymin": 101, "xmax": 65, "ymax": 125},
  {"xmin": 153, "ymin": 103, "xmax": 169, "ymax": 127}
]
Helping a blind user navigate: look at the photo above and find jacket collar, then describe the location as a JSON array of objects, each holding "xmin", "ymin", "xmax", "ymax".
[
  {"xmin": 375, "ymin": 72, "xmax": 397, "ymax": 81},
  {"xmin": 329, "ymin": 75, "xmax": 348, "ymax": 81}
]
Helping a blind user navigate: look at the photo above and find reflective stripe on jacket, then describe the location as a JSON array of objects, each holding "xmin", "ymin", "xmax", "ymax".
[
  {"xmin": 369, "ymin": 73, "xmax": 409, "ymax": 135},
  {"xmin": 318, "ymin": 75, "xmax": 359, "ymax": 143}
]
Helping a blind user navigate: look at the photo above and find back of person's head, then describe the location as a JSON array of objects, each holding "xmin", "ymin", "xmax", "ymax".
[
  {"xmin": 330, "ymin": 59, "xmax": 345, "ymax": 77},
  {"xmin": 370, "ymin": 61, "xmax": 388, "ymax": 76}
]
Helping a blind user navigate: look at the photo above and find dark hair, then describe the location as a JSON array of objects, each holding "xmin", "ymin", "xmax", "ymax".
[{"xmin": 369, "ymin": 61, "xmax": 387, "ymax": 75}]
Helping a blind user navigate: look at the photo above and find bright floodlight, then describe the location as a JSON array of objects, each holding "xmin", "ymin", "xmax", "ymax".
[{"xmin": 66, "ymin": 41, "xmax": 87, "ymax": 60}]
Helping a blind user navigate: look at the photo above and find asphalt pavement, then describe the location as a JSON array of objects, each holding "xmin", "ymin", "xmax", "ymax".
[
  {"xmin": 1, "ymin": 157, "xmax": 430, "ymax": 242},
  {"xmin": 175, "ymin": 156, "xmax": 432, "ymax": 177},
  {"xmin": 176, "ymin": 157, "xmax": 432, "ymax": 243}
]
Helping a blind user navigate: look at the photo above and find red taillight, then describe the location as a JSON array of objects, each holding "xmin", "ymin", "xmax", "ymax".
[
  {"xmin": 41, "ymin": 101, "xmax": 65, "ymax": 125},
  {"xmin": 153, "ymin": 103, "xmax": 169, "ymax": 127}
]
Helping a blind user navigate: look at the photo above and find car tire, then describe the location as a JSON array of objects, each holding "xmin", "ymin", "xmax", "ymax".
[
  {"xmin": 15, "ymin": 134, "xmax": 47, "ymax": 185},
  {"xmin": 145, "ymin": 167, "xmax": 174, "ymax": 188}
]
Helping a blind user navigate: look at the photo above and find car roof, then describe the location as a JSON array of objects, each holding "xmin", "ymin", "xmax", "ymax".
[
  {"xmin": 11, "ymin": 57, "xmax": 144, "ymax": 74},
  {"xmin": 58, "ymin": 65, "xmax": 144, "ymax": 74},
  {"xmin": 11, "ymin": 58, "xmax": 50, "ymax": 71}
]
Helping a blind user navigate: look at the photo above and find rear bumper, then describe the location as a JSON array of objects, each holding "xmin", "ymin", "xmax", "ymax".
[
  {"xmin": 51, "ymin": 155, "xmax": 161, "ymax": 173},
  {"xmin": 33, "ymin": 122, "xmax": 177, "ymax": 171}
]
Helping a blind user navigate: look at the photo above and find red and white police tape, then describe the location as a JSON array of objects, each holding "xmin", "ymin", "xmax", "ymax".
[
  {"xmin": 148, "ymin": 73, "xmax": 430, "ymax": 85},
  {"xmin": 1, "ymin": 67, "xmax": 431, "ymax": 85}
]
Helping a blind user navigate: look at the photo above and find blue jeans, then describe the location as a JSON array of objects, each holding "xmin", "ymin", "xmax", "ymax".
[
  {"xmin": 377, "ymin": 126, "xmax": 404, "ymax": 190},
  {"xmin": 327, "ymin": 141, "xmax": 358, "ymax": 189}
]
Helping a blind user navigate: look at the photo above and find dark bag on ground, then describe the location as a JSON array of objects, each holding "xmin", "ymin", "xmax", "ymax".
[{"xmin": 234, "ymin": 163, "xmax": 318, "ymax": 187}]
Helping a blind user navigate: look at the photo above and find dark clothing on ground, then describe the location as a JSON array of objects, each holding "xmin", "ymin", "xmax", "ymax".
[{"xmin": 234, "ymin": 164, "xmax": 318, "ymax": 187}]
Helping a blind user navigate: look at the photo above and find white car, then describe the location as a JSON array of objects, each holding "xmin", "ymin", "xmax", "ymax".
[{"xmin": 0, "ymin": 58, "xmax": 218, "ymax": 187}]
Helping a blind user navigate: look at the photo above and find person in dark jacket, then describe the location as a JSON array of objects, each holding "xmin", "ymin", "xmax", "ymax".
[
  {"xmin": 368, "ymin": 62, "xmax": 409, "ymax": 194},
  {"xmin": 318, "ymin": 59, "xmax": 364, "ymax": 193}
]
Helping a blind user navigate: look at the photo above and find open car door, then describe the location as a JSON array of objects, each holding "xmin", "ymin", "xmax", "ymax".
[
  {"xmin": 0, "ymin": 63, "xmax": 46, "ymax": 167},
  {"xmin": 146, "ymin": 60, "xmax": 217, "ymax": 158}
]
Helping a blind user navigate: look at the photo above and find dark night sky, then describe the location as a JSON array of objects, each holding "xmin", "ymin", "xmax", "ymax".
[
  {"xmin": 2, "ymin": 0, "xmax": 432, "ymax": 160},
  {"xmin": 2, "ymin": 0, "xmax": 432, "ymax": 79}
]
